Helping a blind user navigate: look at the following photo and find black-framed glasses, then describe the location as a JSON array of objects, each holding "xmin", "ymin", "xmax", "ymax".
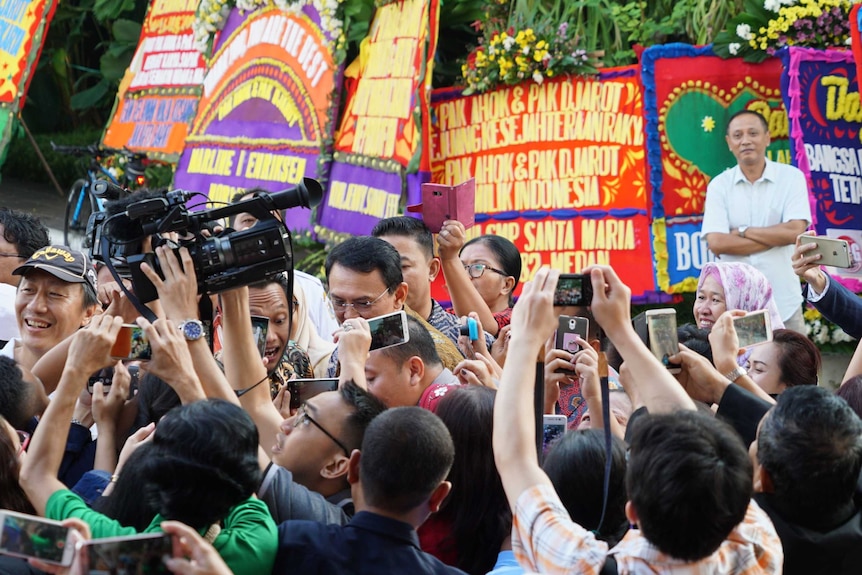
[
  {"xmin": 464, "ymin": 263, "xmax": 508, "ymax": 279},
  {"xmin": 329, "ymin": 287, "xmax": 390, "ymax": 311},
  {"xmin": 0, "ymin": 253, "xmax": 23, "ymax": 259},
  {"xmin": 293, "ymin": 405, "xmax": 350, "ymax": 456},
  {"xmin": 15, "ymin": 430, "xmax": 30, "ymax": 455}
]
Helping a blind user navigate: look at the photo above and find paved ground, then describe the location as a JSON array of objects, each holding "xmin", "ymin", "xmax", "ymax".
[{"xmin": 0, "ymin": 177, "xmax": 68, "ymax": 242}]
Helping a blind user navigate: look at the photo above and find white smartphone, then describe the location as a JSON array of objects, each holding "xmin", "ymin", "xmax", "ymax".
[
  {"xmin": 367, "ymin": 310, "xmax": 410, "ymax": 351},
  {"xmin": 0, "ymin": 509, "xmax": 76, "ymax": 566},
  {"xmin": 798, "ymin": 235, "xmax": 854, "ymax": 268},
  {"xmin": 542, "ymin": 414, "xmax": 567, "ymax": 456},
  {"xmin": 732, "ymin": 310, "xmax": 773, "ymax": 348},
  {"xmin": 80, "ymin": 532, "xmax": 172, "ymax": 574},
  {"xmin": 645, "ymin": 308, "xmax": 681, "ymax": 374}
]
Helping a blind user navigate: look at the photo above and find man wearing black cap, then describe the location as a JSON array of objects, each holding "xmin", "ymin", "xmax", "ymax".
[{"xmin": 1, "ymin": 245, "xmax": 99, "ymax": 371}]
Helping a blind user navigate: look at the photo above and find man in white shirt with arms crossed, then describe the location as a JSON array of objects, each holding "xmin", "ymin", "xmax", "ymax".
[{"xmin": 701, "ymin": 110, "xmax": 811, "ymax": 333}]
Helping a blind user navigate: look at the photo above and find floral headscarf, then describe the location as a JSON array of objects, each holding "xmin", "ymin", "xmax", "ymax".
[{"xmin": 697, "ymin": 262, "xmax": 785, "ymax": 330}]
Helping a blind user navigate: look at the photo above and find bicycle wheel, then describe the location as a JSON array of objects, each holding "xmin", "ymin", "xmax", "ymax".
[{"xmin": 64, "ymin": 179, "xmax": 97, "ymax": 252}]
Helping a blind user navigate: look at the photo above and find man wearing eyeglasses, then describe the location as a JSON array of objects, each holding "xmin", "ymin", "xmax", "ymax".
[
  {"xmin": 323, "ymin": 236, "xmax": 462, "ymax": 378},
  {"xmin": 0, "ymin": 209, "xmax": 51, "ymax": 345}
]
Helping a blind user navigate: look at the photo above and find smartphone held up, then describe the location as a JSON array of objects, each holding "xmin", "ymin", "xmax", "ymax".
[{"xmin": 0, "ymin": 510, "xmax": 76, "ymax": 566}]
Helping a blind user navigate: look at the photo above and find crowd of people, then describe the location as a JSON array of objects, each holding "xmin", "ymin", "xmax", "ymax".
[{"xmin": 0, "ymin": 108, "xmax": 861, "ymax": 575}]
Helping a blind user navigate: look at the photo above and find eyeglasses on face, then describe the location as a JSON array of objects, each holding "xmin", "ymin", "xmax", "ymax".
[
  {"xmin": 464, "ymin": 263, "xmax": 508, "ymax": 279},
  {"xmin": 15, "ymin": 430, "xmax": 30, "ymax": 455},
  {"xmin": 293, "ymin": 405, "xmax": 350, "ymax": 456},
  {"xmin": 329, "ymin": 287, "xmax": 390, "ymax": 311}
]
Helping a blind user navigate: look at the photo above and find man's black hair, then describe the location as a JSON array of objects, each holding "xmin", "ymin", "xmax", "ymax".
[
  {"xmin": 726, "ymin": 109, "xmax": 769, "ymax": 134},
  {"xmin": 339, "ymin": 379, "xmax": 388, "ymax": 452},
  {"xmin": 0, "ymin": 357, "xmax": 36, "ymax": 429},
  {"xmin": 360, "ymin": 406, "xmax": 454, "ymax": 514},
  {"xmin": 626, "ymin": 410, "xmax": 752, "ymax": 561},
  {"xmin": 325, "ymin": 236, "xmax": 403, "ymax": 292},
  {"xmin": 758, "ymin": 385, "xmax": 862, "ymax": 529},
  {"xmin": 677, "ymin": 324, "xmax": 713, "ymax": 365},
  {"xmin": 0, "ymin": 208, "xmax": 50, "ymax": 260},
  {"xmin": 371, "ymin": 216, "xmax": 434, "ymax": 260},
  {"xmin": 378, "ymin": 315, "xmax": 442, "ymax": 368}
]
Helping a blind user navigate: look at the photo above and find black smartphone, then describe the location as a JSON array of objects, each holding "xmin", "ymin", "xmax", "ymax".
[
  {"xmin": 87, "ymin": 365, "xmax": 140, "ymax": 396},
  {"xmin": 367, "ymin": 311, "xmax": 410, "ymax": 351},
  {"xmin": 288, "ymin": 378, "xmax": 339, "ymax": 410},
  {"xmin": 251, "ymin": 315, "xmax": 269, "ymax": 358},
  {"xmin": 554, "ymin": 274, "xmax": 593, "ymax": 307}
]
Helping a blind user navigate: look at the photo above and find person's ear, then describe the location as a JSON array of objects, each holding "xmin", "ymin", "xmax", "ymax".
[
  {"xmin": 625, "ymin": 501, "xmax": 639, "ymax": 527},
  {"xmin": 81, "ymin": 304, "xmax": 98, "ymax": 327},
  {"xmin": 321, "ymin": 452, "xmax": 351, "ymax": 481},
  {"xmin": 427, "ymin": 481, "xmax": 452, "ymax": 513},
  {"xmin": 428, "ymin": 258, "xmax": 441, "ymax": 282},
  {"xmin": 346, "ymin": 450, "xmax": 361, "ymax": 486},
  {"xmin": 408, "ymin": 356, "xmax": 425, "ymax": 386},
  {"xmin": 501, "ymin": 275, "xmax": 516, "ymax": 296},
  {"xmin": 393, "ymin": 282, "xmax": 409, "ymax": 309}
]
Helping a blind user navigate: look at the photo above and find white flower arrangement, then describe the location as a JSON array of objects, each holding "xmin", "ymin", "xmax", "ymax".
[
  {"xmin": 805, "ymin": 307, "xmax": 857, "ymax": 353},
  {"xmin": 194, "ymin": 0, "xmax": 345, "ymax": 57},
  {"xmin": 728, "ymin": 42, "xmax": 741, "ymax": 55},
  {"xmin": 735, "ymin": 23, "xmax": 753, "ymax": 41}
]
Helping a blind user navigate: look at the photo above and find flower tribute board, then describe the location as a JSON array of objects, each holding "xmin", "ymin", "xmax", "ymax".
[{"xmin": 173, "ymin": 5, "xmax": 340, "ymax": 233}]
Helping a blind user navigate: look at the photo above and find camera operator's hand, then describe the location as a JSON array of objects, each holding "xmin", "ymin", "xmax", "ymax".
[
  {"xmin": 509, "ymin": 268, "xmax": 560, "ymax": 351},
  {"xmin": 66, "ymin": 315, "xmax": 124, "ymax": 384},
  {"xmin": 136, "ymin": 316, "xmax": 205, "ymax": 404},
  {"xmin": 669, "ymin": 345, "xmax": 728, "ymax": 405},
  {"xmin": 793, "ymin": 231, "xmax": 828, "ymax": 293},
  {"xmin": 574, "ymin": 339, "xmax": 601, "ymax": 403},
  {"xmin": 436, "ymin": 220, "xmax": 467, "ymax": 261},
  {"xmin": 334, "ymin": 318, "xmax": 372, "ymax": 388},
  {"xmin": 458, "ymin": 312, "xmax": 492, "ymax": 362},
  {"xmin": 140, "ymin": 246, "xmax": 199, "ymax": 321}
]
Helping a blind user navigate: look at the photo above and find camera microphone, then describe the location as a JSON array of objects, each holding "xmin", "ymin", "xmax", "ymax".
[{"xmin": 268, "ymin": 178, "xmax": 323, "ymax": 211}]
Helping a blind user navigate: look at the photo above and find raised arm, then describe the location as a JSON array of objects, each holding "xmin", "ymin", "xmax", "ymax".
[
  {"xmin": 437, "ymin": 220, "xmax": 500, "ymax": 336},
  {"xmin": 493, "ymin": 268, "xmax": 559, "ymax": 508},
  {"xmin": 708, "ymin": 311, "xmax": 775, "ymax": 405},
  {"xmin": 585, "ymin": 265, "xmax": 695, "ymax": 414},
  {"xmin": 20, "ymin": 315, "xmax": 123, "ymax": 514}
]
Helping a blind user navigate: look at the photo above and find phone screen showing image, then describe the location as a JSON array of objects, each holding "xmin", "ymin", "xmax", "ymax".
[
  {"xmin": 733, "ymin": 312, "xmax": 771, "ymax": 348},
  {"xmin": 367, "ymin": 311, "xmax": 408, "ymax": 351},
  {"xmin": 288, "ymin": 378, "xmax": 340, "ymax": 410},
  {"xmin": 542, "ymin": 421, "xmax": 566, "ymax": 457},
  {"xmin": 646, "ymin": 310, "xmax": 681, "ymax": 373},
  {"xmin": 251, "ymin": 316, "xmax": 269, "ymax": 359},
  {"xmin": 111, "ymin": 325, "xmax": 152, "ymax": 361},
  {"xmin": 0, "ymin": 513, "xmax": 70, "ymax": 564},
  {"xmin": 85, "ymin": 534, "xmax": 172, "ymax": 574}
]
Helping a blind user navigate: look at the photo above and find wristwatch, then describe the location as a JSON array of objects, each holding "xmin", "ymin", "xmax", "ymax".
[
  {"xmin": 738, "ymin": 225, "xmax": 749, "ymax": 238},
  {"xmin": 724, "ymin": 365, "xmax": 747, "ymax": 383},
  {"xmin": 178, "ymin": 319, "xmax": 205, "ymax": 341}
]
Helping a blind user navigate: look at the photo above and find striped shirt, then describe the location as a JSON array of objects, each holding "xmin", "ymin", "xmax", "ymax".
[{"xmin": 512, "ymin": 484, "xmax": 782, "ymax": 574}]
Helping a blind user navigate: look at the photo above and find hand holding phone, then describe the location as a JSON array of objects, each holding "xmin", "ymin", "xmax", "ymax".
[
  {"xmin": 80, "ymin": 533, "xmax": 172, "ymax": 574},
  {"xmin": 407, "ymin": 179, "xmax": 476, "ymax": 233},
  {"xmin": 798, "ymin": 235, "xmax": 854, "ymax": 268},
  {"xmin": 732, "ymin": 310, "xmax": 773, "ymax": 348},
  {"xmin": 0, "ymin": 510, "xmax": 76, "ymax": 566},
  {"xmin": 645, "ymin": 309, "xmax": 681, "ymax": 374},
  {"xmin": 287, "ymin": 378, "xmax": 340, "ymax": 410},
  {"xmin": 367, "ymin": 311, "xmax": 410, "ymax": 351},
  {"xmin": 554, "ymin": 316, "xmax": 589, "ymax": 374}
]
